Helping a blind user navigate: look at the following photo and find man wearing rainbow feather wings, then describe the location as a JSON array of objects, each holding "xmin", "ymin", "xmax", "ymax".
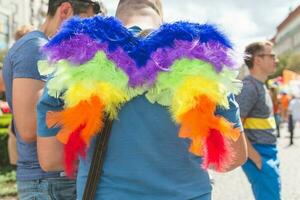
[{"xmin": 36, "ymin": 0, "xmax": 247, "ymax": 199}]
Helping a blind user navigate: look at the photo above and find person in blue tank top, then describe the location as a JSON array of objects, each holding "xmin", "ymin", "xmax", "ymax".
[
  {"xmin": 36, "ymin": 1, "xmax": 247, "ymax": 199},
  {"xmin": 2, "ymin": 1, "xmax": 105, "ymax": 199}
]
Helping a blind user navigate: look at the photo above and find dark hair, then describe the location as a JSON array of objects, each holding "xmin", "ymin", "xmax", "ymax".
[
  {"xmin": 244, "ymin": 41, "xmax": 273, "ymax": 69},
  {"xmin": 47, "ymin": 0, "xmax": 106, "ymax": 17}
]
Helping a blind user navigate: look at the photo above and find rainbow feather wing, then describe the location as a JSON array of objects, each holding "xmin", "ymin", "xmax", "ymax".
[
  {"xmin": 42, "ymin": 52, "xmax": 133, "ymax": 175},
  {"xmin": 41, "ymin": 16, "xmax": 242, "ymax": 175},
  {"xmin": 147, "ymin": 58, "xmax": 241, "ymax": 170}
]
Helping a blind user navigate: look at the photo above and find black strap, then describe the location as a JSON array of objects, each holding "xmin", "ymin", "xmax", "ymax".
[{"xmin": 82, "ymin": 117, "xmax": 113, "ymax": 200}]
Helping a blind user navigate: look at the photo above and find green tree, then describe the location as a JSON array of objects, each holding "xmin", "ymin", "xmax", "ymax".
[
  {"xmin": 268, "ymin": 53, "xmax": 290, "ymax": 79},
  {"xmin": 287, "ymin": 54, "xmax": 300, "ymax": 73},
  {"xmin": 0, "ymin": 49, "xmax": 8, "ymax": 68}
]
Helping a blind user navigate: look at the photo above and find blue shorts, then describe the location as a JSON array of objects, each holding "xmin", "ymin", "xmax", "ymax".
[
  {"xmin": 242, "ymin": 144, "xmax": 281, "ymax": 200},
  {"xmin": 17, "ymin": 177, "xmax": 76, "ymax": 200}
]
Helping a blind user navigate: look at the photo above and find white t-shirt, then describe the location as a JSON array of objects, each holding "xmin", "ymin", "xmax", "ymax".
[{"xmin": 288, "ymin": 98, "xmax": 300, "ymax": 121}]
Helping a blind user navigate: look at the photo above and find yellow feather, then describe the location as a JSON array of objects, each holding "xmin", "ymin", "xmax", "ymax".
[
  {"xmin": 64, "ymin": 81, "xmax": 129, "ymax": 119},
  {"xmin": 171, "ymin": 76, "xmax": 229, "ymax": 122}
]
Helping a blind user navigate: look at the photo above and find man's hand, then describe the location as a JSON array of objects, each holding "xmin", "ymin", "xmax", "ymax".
[
  {"xmin": 249, "ymin": 148, "xmax": 262, "ymax": 170},
  {"xmin": 241, "ymin": 118, "xmax": 263, "ymax": 170}
]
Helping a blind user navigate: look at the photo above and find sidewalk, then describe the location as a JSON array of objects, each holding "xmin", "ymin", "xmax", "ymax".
[{"xmin": 211, "ymin": 124, "xmax": 300, "ymax": 200}]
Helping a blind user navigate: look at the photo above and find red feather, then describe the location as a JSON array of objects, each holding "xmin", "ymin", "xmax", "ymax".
[
  {"xmin": 202, "ymin": 129, "xmax": 233, "ymax": 171},
  {"xmin": 64, "ymin": 124, "xmax": 86, "ymax": 177}
]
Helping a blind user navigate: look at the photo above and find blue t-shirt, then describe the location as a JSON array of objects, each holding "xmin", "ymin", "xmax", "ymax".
[
  {"xmin": 37, "ymin": 86, "xmax": 241, "ymax": 200},
  {"xmin": 2, "ymin": 31, "xmax": 60, "ymax": 180},
  {"xmin": 235, "ymin": 75, "xmax": 276, "ymax": 144}
]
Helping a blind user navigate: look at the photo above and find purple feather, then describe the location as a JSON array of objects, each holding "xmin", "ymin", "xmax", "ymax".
[
  {"xmin": 43, "ymin": 35, "xmax": 237, "ymax": 86},
  {"xmin": 42, "ymin": 34, "xmax": 102, "ymax": 65}
]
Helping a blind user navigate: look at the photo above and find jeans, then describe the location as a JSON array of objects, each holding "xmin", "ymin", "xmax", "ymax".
[{"xmin": 17, "ymin": 177, "xmax": 76, "ymax": 200}]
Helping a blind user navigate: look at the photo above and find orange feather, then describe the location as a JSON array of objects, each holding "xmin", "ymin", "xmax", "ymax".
[
  {"xmin": 178, "ymin": 95, "xmax": 240, "ymax": 156},
  {"xmin": 46, "ymin": 96, "xmax": 105, "ymax": 144}
]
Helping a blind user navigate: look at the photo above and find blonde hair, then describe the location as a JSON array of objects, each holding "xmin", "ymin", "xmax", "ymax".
[
  {"xmin": 116, "ymin": 0, "xmax": 163, "ymax": 20},
  {"xmin": 14, "ymin": 25, "xmax": 34, "ymax": 40}
]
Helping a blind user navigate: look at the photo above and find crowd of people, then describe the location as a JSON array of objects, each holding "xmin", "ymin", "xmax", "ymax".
[
  {"xmin": 0, "ymin": 0, "xmax": 287, "ymax": 200},
  {"xmin": 270, "ymin": 85, "xmax": 300, "ymax": 145}
]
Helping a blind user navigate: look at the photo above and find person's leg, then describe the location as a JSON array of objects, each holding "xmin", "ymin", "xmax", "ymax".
[
  {"xmin": 48, "ymin": 177, "xmax": 76, "ymax": 200},
  {"xmin": 288, "ymin": 114, "xmax": 294, "ymax": 145},
  {"xmin": 242, "ymin": 159, "xmax": 261, "ymax": 198},
  {"xmin": 275, "ymin": 114, "xmax": 280, "ymax": 137},
  {"xmin": 18, "ymin": 177, "xmax": 76, "ymax": 200},
  {"xmin": 291, "ymin": 120, "xmax": 296, "ymax": 145},
  {"xmin": 191, "ymin": 192, "xmax": 211, "ymax": 200},
  {"xmin": 242, "ymin": 145, "xmax": 281, "ymax": 200},
  {"xmin": 46, "ymin": 177, "xmax": 76, "ymax": 200},
  {"xmin": 17, "ymin": 180, "xmax": 51, "ymax": 200}
]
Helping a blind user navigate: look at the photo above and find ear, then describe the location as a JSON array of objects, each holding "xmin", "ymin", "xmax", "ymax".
[
  {"xmin": 253, "ymin": 56, "xmax": 261, "ymax": 67},
  {"xmin": 59, "ymin": 2, "xmax": 74, "ymax": 20}
]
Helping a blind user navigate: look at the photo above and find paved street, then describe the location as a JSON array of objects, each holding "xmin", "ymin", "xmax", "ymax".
[
  {"xmin": 1, "ymin": 125, "xmax": 299, "ymax": 200},
  {"xmin": 211, "ymin": 124, "xmax": 300, "ymax": 200}
]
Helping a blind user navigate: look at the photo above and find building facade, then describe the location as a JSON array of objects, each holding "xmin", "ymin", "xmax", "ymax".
[
  {"xmin": 274, "ymin": 5, "xmax": 300, "ymax": 55},
  {"xmin": 0, "ymin": 0, "xmax": 47, "ymax": 50}
]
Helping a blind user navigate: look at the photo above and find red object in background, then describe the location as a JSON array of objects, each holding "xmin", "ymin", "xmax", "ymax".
[
  {"xmin": 0, "ymin": 101, "xmax": 11, "ymax": 113},
  {"xmin": 2, "ymin": 106, "xmax": 11, "ymax": 113},
  {"xmin": 277, "ymin": 76, "xmax": 283, "ymax": 84}
]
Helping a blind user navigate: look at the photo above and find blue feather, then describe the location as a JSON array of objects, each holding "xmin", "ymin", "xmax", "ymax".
[{"xmin": 46, "ymin": 16, "xmax": 232, "ymax": 68}]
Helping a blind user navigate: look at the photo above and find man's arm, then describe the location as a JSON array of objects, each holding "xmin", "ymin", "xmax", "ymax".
[
  {"xmin": 215, "ymin": 94, "xmax": 248, "ymax": 172},
  {"xmin": 239, "ymin": 117, "xmax": 262, "ymax": 169},
  {"xmin": 11, "ymin": 38, "xmax": 48, "ymax": 143},
  {"xmin": 13, "ymin": 79, "xmax": 44, "ymax": 143},
  {"xmin": 244, "ymin": 133, "xmax": 262, "ymax": 169},
  {"xmin": 36, "ymin": 86, "xmax": 65, "ymax": 171},
  {"xmin": 222, "ymin": 131, "xmax": 247, "ymax": 172},
  {"xmin": 235, "ymin": 81, "xmax": 262, "ymax": 170},
  {"xmin": 37, "ymin": 136, "xmax": 64, "ymax": 171}
]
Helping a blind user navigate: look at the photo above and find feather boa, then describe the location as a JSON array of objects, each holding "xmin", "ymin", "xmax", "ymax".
[{"xmin": 40, "ymin": 16, "xmax": 242, "ymax": 176}]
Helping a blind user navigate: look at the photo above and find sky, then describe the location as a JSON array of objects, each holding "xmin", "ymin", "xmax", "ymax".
[{"xmin": 103, "ymin": 0, "xmax": 300, "ymax": 54}]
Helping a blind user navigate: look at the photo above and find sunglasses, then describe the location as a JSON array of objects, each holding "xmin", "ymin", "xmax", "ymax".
[
  {"xmin": 257, "ymin": 53, "xmax": 277, "ymax": 60},
  {"xmin": 80, "ymin": 0, "xmax": 101, "ymax": 15},
  {"xmin": 56, "ymin": 0, "xmax": 102, "ymax": 15}
]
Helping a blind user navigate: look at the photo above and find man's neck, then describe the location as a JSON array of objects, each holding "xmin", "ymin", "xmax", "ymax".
[
  {"xmin": 123, "ymin": 16, "xmax": 161, "ymax": 30},
  {"xmin": 249, "ymin": 68, "xmax": 268, "ymax": 82},
  {"xmin": 40, "ymin": 17, "xmax": 59, "ymax": 38}
]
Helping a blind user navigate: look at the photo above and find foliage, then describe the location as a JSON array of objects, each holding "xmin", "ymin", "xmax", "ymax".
[
  {"xmin": 0, "ymin": 166, "xmax": 17, "ymax": 197},
  {"xmin": 268, "ymin": 53, "xmax": 300, "ymax": 80},
  {"xmin": 286, "ymin": 54, "xmax": 300, "ymax": 72},
  {"xmin": 0, "ymin": 49, "xmax": 8, "ymax": 68},
  {"xmin": 0, "ymin": 114, "xmax": 12, "ymax": 167},
  {"xmin": 0, "ymin": 114, "xmax": 16, "ymax": 198},
  {"xmin": 268, "ymin": 53, "xmax": 291, "ymax": 79}
]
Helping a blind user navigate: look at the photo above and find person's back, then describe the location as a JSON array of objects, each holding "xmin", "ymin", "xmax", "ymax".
[
  {"xmin": 77, "ymin": 95, "xmax": 213, "ymax": 199},
  {"xmin": 36, "ymin": 1, "xmax": 247, "ymax": 199}
]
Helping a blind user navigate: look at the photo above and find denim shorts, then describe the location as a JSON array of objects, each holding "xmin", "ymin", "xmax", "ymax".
[{"xmin": 17, "ymin": 177, "xmax": 76, "ymax": 200}]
